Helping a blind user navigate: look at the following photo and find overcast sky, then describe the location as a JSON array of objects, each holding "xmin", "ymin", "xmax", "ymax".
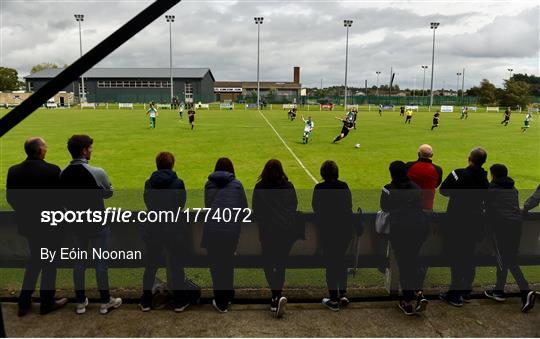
[{"xmin": 1, "ymin": 0, "xmax": 538, "ymax": 89}]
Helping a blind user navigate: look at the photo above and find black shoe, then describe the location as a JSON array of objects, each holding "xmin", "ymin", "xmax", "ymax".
[
  {"xmin": 40, "ymin": 298, "xmax": 68, "ymax": 315},
  {"xmin": 17, "ymin": 306, "xmax": 30, "ymax": 317},
  {"xmin": 276, "ymin": 296, "xmax": 287, "ymax": 318},
  {"xmin": 484, "ymin": 290, "xmax": 506, "ymax": 302},
  {"xmin": 521, "ymin": 291, "xmax": 536, "ymax": 313},
  {"xmin": 139, "ymin": 293, "xmax": 152, "ymax": 312},
  {"xmin": 415, "ymin": 292, "xmax": 428, "ymax": 312},
  {"xmin": 270, "ymin": 297, "xmax": 278, "ymax": 312},
  {"xmin": 461, "ymin": 293, "xmax": 472, "ymax": 303},
  {"xmin": 439, "ymin": 292, "xmax": 463, "ymax": 307},
  {"xmin": 322, "ymin": 298, "xmax": 339, "ymax": 312},
  {"xmin": 174, "ymin": 301, "xmax": 190, "ymax": 313},
  {"xmin": 398, "ymin": 301, "xmax": 415, "ymax": 316},
  {"xmin": 212, "ymin": 299, "xmax": 228, "ymax": 313},
  {"xmin": 339, "ymin": 296, "xmax": 350, "ymax": 308}
]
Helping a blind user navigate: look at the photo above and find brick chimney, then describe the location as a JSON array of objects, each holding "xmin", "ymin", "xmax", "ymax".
[{"xmin": 293, "ymin": 67, "xmax": 300, "ymax": 84}]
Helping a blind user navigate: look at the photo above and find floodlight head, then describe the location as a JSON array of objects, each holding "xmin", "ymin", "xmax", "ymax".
[
  {"xmin": 422, "ymin": 65, "xmax": 428, "ymax": 69},
  {"xmin": 457, "ymin": 72, "xmax": 462, "ymax": 76},
  {"xmin": 376, "ymin": 71, "xmax": 381, "ymax": 74},
  {"xmin": 165, "ymin": 15, "xmax": 175, "ymax": 22},
  {"xmin": 508, "ymin": 68, "xmax": 513, "ymax": 72},
  {"xmin": 430, "ymin": 22, "xmax": 440, "ymax": 29},
  {"xmin": 343, "ymin": 19, "xmax": 353, "ymax": 27},
  {"xmin": 74, "ymin": 14, "xmax": 84, "ymax": 21},
  {"xmin": 254, "ymin": 17, "xmax": 264, "ymax": 24}
]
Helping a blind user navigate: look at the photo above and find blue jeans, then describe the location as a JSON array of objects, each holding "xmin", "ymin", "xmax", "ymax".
[{"xmin": 73, "ymin": 229, "xmax": 111, "ymax": 303}]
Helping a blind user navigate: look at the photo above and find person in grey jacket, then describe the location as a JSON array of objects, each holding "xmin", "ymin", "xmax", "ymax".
[
  {"xmin": 60, "ymin": 135, "xmax": 121, "ymax": 315},
  {"xmin": 203, "ymin": 158, "xmax": 248, "ymax": 313}
]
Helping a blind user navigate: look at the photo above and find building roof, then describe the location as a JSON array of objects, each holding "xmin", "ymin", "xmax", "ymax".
[
  {"xmin": 26, "ymin": 68, "xmax": 215, "ymax": 81},
  {"xmin": 215, "ymin": 81, "xmax": 301, "ymax": 89}
]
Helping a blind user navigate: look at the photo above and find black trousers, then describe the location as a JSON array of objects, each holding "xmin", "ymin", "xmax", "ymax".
[
  {"xmin": 445, "ymin": 236, "xmax": 476, "ymax": 296},
  {"xmin": 261, "ymin": 235, "xmax": 297, "ymax": 298},
  {"xmin": 493, "ymin": 221, "xmax": 530, "ymax": 292},
  {"xmin": 322, "ymin": 239, "xmax": 350, "ymax": 301},
  {"xmin": 142, "ymin": 228, "xmax": 187, "ymax": 305},
  {"xmin": 18, "ymin": 234, "xmax": 59, "ymax": 309},
  {"xmin": 206, "ymin": 232, "xmax": 239, "ymax": 307},
  {"xmin": 390, "ymin": 231, "xmax": 427, "ymax": 302}
]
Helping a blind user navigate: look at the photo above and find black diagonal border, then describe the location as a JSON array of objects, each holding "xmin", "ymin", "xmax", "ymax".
[{"xmin": 0, "ymin": 0, "xmax": 181, "ymax": 137}]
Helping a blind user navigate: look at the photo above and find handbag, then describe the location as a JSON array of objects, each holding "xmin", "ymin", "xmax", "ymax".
[{"xmin": 375, "ymin": 210, "xmax": 390, "ymax": 235}]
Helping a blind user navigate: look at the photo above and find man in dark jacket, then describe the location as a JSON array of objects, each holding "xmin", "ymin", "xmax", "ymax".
[
  {"xmin": 312, "ymin": 160, "xmax": 354, "ymax": 311},
  {"xmin": 483, "ymin": 164, "xmax": 536, "ymax": 312},
  {"xmin": 381, "ymin": 161, "xmax": 429, "ymax": 315},
  {"xmin": 439, "ymin": 147, "xmax": 489, "ymax": 307},
  {"xmin": 60, "ymin": 135, "xmax": 121, "ymax": 315},
  {"xmin": 406, "ymin": 144, "xmax": 443, "ymax": 212},
  {"xmin": 140, "ymin": 152, "xmax": 189, "ymax": 312},
  {"xmin": 6, "ymin": 137, "xmax": 68, "ymax": 316}
]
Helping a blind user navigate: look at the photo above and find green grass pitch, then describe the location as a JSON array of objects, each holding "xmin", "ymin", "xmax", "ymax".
[
  {"xmin": 0, "ymin": 106, "xmax": 538, "ymax": 210},
  {"xmin": 0, "ymin": 106, "xmax": 538, "ymax": 291}
]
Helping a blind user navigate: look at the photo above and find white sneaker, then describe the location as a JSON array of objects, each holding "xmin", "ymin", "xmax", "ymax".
[
  {"xmin": 276, "ymin": 297, "xmax": 287, "ymax": 319},
  {"xmin": 75, "ymin": 297, "xmax": 89, "ymax": 315},
  {"xmin": 99, "ymin": 297, "xmax": 122, "ymax": 315}
]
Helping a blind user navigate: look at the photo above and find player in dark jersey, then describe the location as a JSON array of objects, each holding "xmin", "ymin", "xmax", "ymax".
[
  {"xmin": 501, "ymin": 107, "xmax": 511, "ymax": 126},
  {"xmin": 400, "ymin": 106, "xmax": 405, "ymax": 117},
  {"xmin": 288, "ymin": 108, "xmax": 297, "ymax": 121},
  {"xmin": 431, "ymin": 111, "xmax": 440, "ymax": 130},
  {"xmin": 332, "ymin": 117, "xmax": 354, "ymax": 143},
  {"xmin": 188, "ymin": 107, "xmax": 196, "ymax": 130}
]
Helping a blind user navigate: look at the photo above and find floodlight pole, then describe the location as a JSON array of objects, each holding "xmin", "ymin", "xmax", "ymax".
[
  {"xmin": 421, "ymin": 65, "xmax": 428, "ymax": 99},
  {"xmin": 75, "ymin": 14, "xmax": 85, "ymax": 103},
  {"xmin": 456, "ymin": 72, "xmax": 461, "ymax": 97},
  {"xmin": 166, "ymin": 15, "xmax": 175, "ymax": 105},
  {"xmin": 429, "ymin": 22, "xmax": 439, "ymax": 110},
  {"xmin": 461, "ymin": 68, "xmax": 465, "ymax": 105},
  {"xmin": 343, "ymin": 20, "xmax": 353, "ymax": 110},
  {"xmin": 507, "ymin": 68, "xmax": 513, "ymax": 79},
  {"xmin": 375, "ymin": 71, "xmax": 381, "ymax": 96},
  {"xmin": 254, "ymin": 17, "xmax": 263, "ymax": 109}
]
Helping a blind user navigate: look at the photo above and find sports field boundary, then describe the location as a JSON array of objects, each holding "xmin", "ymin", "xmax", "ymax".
[{"xmin": 257, "ymin": 109, "xmax": 318, "ymax": 184}]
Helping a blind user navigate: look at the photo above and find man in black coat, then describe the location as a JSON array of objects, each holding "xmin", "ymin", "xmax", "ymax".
[
  {"xmin": 6, "ymin": 137, "xmax": 68, "ymax": 316},
  {"xmin": 439, "ymin": 147, "xmax": 489, "ymax": 307}
]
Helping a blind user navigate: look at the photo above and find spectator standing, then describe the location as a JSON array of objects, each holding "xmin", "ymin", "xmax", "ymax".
[
  {"xmin": 312, "ymin": 161, "xmax": 354, "ymax": 311},
  {"xmin": 483, "ymin": 164, "xmax": 536, "ymax": 312},
  {"xmin": 140, "ymin": 152, "xmax": 189, "ymax": 312},
  {"xmin": 203, "ymin": 158, "xmax": 248, "ymax": 313},
  {"xmin": 406, "ymin": 144, "xmax": 443, "ymax": 212},
  {"xmin": 252, "ymin": 159, "xmax": 299, "ymax": 318},
  {"xmin": 6, "ymin": 137, "xmax": 68, "ymax": 316},
  {"xmin": 380, "ymin": 161, "xmax": 429, "ymax": 315},
  {"xmin": 439, "ymin": 147, "xmax": 489, "ymax": 307},
  {"xmin": 60, "ymin": 135, "xmax": 122, "ymax": 315}
]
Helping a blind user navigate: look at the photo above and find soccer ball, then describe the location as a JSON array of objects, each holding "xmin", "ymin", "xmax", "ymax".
[{"xmin": 355, "ymin": 143, "xmax": 361, "ymax": 148}]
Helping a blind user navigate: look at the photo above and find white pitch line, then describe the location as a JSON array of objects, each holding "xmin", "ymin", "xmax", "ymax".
[{"xmin": 258, "ymin": 110, "xmax": 318, "ymax": 184}]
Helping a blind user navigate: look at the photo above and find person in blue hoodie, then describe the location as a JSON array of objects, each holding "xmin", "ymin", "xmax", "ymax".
[
  {"xmin": 203, "ymin": 157, "xmax": 248, "ymax": 313},
  {"xmin": 140, "ymin": 152, "xmax": 188, "ymax": 313}
]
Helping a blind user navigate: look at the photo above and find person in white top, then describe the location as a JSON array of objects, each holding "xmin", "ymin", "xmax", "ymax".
[{"xmin": 146, "ymin": 102, "xmax": 158, "ymax": 128}]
